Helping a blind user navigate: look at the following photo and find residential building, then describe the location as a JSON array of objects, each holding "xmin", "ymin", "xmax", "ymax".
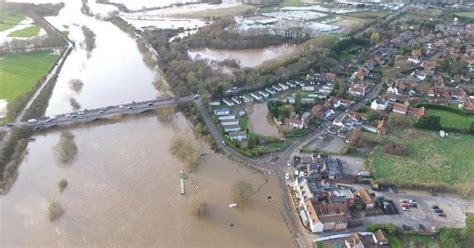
[
  {"xmin": 355, "ymin": 188, "xmax": 375, "ymax": 209},
  {"xmin": 265, "ymin": 87, "xmax": 276, "ymax": 95},
  {"xmin": 218, "ymin": 114, "xmax": 236, "ymax": 121},
  {"xmin": 231, "ymin": 97, "xmax": 241, "ymax": 105},
  {"xmin": 392, "ymin": 102, "xmax": 409, "ymax": 115},
  {"xmin": 213, "ymin": 108, "xmax": 230, "ymax": 116},
  {"xmin": 224, "ymin": 125, "xmax": 241, "ymax": 133},
  {"xmin": 209, "ymin": 100, "xmax": 221, "ymax": 106},
  {"xmin": 223, "ymin": 99, "xmax": 234, "ymax": 107},
  {"xmin": 221, "ymin": 120, "xmax": 239, "ymax": 126},
  {"xmin": 373, "ymin": 230, "xmax": 389, "ymax": 246},
  {"xmin": 370, "ymin": 99, "xmax": 389, "ymax": 111},
  {"xmin": 272, "ymin": 85, "xmax": 282, "ymax": 92},
  {"xmin": 304, "ymin": 199, "xmax": 325, "ymax": 233},
  {"xmin": 228, "ymin": 131, "xmax": 247, "ymax": 141},
  {"xmin": 278, "ymin": 82, "xmax": 289, "ymax": 90},
  {"xmin": 348, "ymin": 83, "xmax": 366, "ymax": 97},
  {"xmin": 303, "ymin": 200, "xmax": 348, "ymax": 233},
  {"xmin": 302, "ymin": 86, "xmax": 315, "ymax": 91},
  {"xmin": 250, "ymin": 92, "xmax": 262, "ymax": 101},
  {"xmin": 258, "ymin": 90, "xmax": 269, "ymax": 98},
  {"xmin": 242, "ymin": 95, "xmax": 253, "ymax": 103}
]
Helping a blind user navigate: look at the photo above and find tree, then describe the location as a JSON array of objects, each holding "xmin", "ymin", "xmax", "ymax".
[
  {"xmin": 415, "ymin": 116, "xmax": 441, "ymax": 130},
  {"xmin": 247, "ymin": 134, "xmax": 257, "ymax": 150},
  {"xmin": 370, "ymin": 32, "xmax": 381, "ymax": 44},
  {"xmin": 169, "ymin": 134, "xmax": 202, "ymax": 171},
  {"xmin": 440, "ymin": 228, "xmax": 461, "ymax": 248},
  {"xmin": 387, "ymin": 113, "xmax": 412, "ymax": 128},
  {"xmin": 48, "ymin": 200, "xmax": 64, "ymax": 222},
  {"xmin": 69, "ymin": 79, "xmax": 84, "ymax": 93},
  {"xmin": 55, "ymin": 130, "xmax": 78, "ymax": 163},
  {"xmin": 58, "ymin": 179, "xmax": 68, "ymax": 193},
  {"xmin": 366, "ymin": 111, "xmax": 381, "ymax": 122},
  {"xmin": 469, "ymin": 122, "xmax": 474, "ymax": 135},
  {"xmin": 467, "ymin": 213, "xmax": 474, "ymax": 232},
  {"xmin": 188, "ymin": 194, "xmax": 207, "ymax": 217},
  {"xmin": 231, "ymin": 180, "xmax": 254, "ymax": 204}
]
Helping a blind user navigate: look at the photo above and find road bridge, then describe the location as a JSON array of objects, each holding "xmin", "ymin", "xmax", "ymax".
[{"xmin": 25, "ymin": 95, "xmax": 195, "ymax": 131}]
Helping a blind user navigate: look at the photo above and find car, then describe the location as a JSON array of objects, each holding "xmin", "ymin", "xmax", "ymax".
[
  {"xmin": 432, "ymin": 227, "xmax": 438, "ymax": 233},
  {"xmin": 7, "ymin": 123, "xmax": 15, "ymax": 127},
  {"xmin": 119, "ymin": 105, "xmax": 124, "ymax": 109},
  {"xmin": 173, "ymin": 97, "xmax": 179, "ymax": 101},
  {"xmin": 147, "ymin": 102, "xmax": 154, "ymax": 106},
  {"xmin": 77, "ymin": 111, "xmax": 84, "ymax": 115},
  {"xmin": 401, "ymin": 206, "xmax": 411, "ymax": 211},
  {"xmin": 410, "ymin": 203, "xmax": 418, "ymax": 208},
  {"xmin": 128, "ymin": 106, "xmax": 134, "ymax": 110},
  {"xmin": 434, "ymin": 208, "xmax": 443, "ymax": 213},
  {"xmin": 27, "ymin": 119, "xmax": 37, "ymax": 123},
  {"xmin": 285, "ymin": 173, "xmax": 290, "ymax": 180},
  {"xmin": 402, "ymin": 225, "xmax": 413, "ymax": 231},
  {"xmin": 65, "ymin": 114, "xmax": 71, "ymax": 118},
  {"xmin": 432, "ymin": 205, "xmax": 439, "ymax": 209},
  {"xmin": 221, "ymin": 141, "xmax": 226, "ymax": 146},
  {"xmin": 400, "ymin": 199, "xmax": 410, "ymax": 203},
  {"xmin": 419, "ymin": 224, "xmax": 425, "ymax": 230},
  {"xmin": 438, "ymin": 213, "xmax": 447, "ymax": 217},
  {"xmin": 287, "ymin": 160, "xmax": 291, "ymax": 166},
  {"xmin": 70, "ymin": 115, "xmax": 77, "ymax": 118},
  {"xmin": 99, "ymin": 110, "xmax": 105, "ymax": 114},
  {"xmin": 193, "ymin": 94, "xmax": 200, "ymax": 100}
]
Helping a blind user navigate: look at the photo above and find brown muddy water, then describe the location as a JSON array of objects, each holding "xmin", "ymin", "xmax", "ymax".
[
  {"xmin": 188, "ymin": 44, "xmax": 301, "ymax": 68},
  {"xmin": 0, "ymin": 114, "xmax": 292, "ymax": 247},
  {"xmin": 249, "ymin": 103, "xmax": 280, "ymax": 137}
]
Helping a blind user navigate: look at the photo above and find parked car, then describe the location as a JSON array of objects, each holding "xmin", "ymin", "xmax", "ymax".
[
  {"xmin": 27, "ymin": 119, "xmax": 37, "ymax": 123},
  {"xmin": 147, "ymin": 102, "xmax": 154, "ymax": 106},
  {"xmin": 419, "ymin": 224, "xmax": 425, "ymax": 231},
  {"xmin": 434, "ymin": 208, "xmax": 443, "ymax": 213},
  {"xmin": 432, "ymin": 205, "xmax": 439, "ymax": 209},
  {"xmin": 285, "ymin": 173, "xmax": 290, "ymax": 180},
  {"xmin": 402, "ymin": 225, "xmax": 412, "ymax": 231},
  {"xmin": 439, "ymin": 213, "xmax": 447, "ymax": 217}
]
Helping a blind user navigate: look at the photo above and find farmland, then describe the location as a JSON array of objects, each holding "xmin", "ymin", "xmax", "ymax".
[
  {"xmin": 367, "ymin": 128, "xmax": 474, "ymax": 193},
  {"xmin": 427, "ymin": 109, "xmax": 474, "ymax": 130},
  {"xmin": 7, "ymin": 25, "xmax": 41, "ymax": 38},
  {"xmin": 0, "ymin": 51, "xmax": 58, "ymax": 102},
  {"xmin": 455, "ymin": 12, "xmax": 474, "ymax": 19},
  {"xmin": 0, "ymin": 10, "xmax": 24, "ymax": 32}
]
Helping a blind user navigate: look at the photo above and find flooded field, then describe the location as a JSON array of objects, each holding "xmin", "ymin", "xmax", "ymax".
[
  {"xmin": 44, "ymin": 0, "xmax": 158, "ymax": 116},
  {"xmin": 188, "ymin": 44, "xmax": 300, "ymax": 68},
  {"xmin": 0, "ymin": 114, "xmax": 292, "ymax": 247},
  {"xmin": 249, "ymin": 103, "xmax": 280, "ymax": 137}
]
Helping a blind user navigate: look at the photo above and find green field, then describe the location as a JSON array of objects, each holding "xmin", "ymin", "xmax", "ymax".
[
  {"xmin": 0, "ymin": 10, "xmax": 25, "ymax": 32},
  {"xmin": 455, "ymin": 12, "xmax": 474, "ymax": 19},
  {"xmin": 368, "ymin": 129, "xmax": 474, "ymax": 191},
  {"xmin": 0, "ymin": 51, "xmax": 58, "ymax": 102},
  {"xmin": 401, "ymin": 234, "xmax": 440, "ymax": 248},
  {"xmin": 427, "ymin": 109, "xmax": 474, "ymax": 129},
  {"xmin": 8, "ymin": 25, "xmax": 41, "ymax": 38}
]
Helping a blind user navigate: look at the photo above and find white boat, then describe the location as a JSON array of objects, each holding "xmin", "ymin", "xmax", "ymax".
[{"xmin": 229, "ymin": 203, "xmax": 238, "ymax": 208}]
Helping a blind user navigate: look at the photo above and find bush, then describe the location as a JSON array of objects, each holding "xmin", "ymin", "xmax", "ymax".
[
  {"xmin": 440, "ymin": 228, "xmax": 461, "ymax": 248},
  {"xmin": 230, "ymin": 180, "xmax": 254, "ymax": 204},
  {"xmin": 81, "ymin": 25, "xmax": 96, "ymax": 52},
  {"xmin": 55, "ymin": 130, "xmax": 78, "ymax": 163},
  {"xmin": 366, "ymin": 223, "xmax": 398, "ymax": 236},
  {"xmin": 69, "ymin": 79, "xmax": 84, "ymax": 93},
  {"xmin": 415, "ymin": 116, "xmax": 441, "ymax": 130},
  {"xmin": 383, "ymin": 141, "xmax": 408, "ymax": 156},
  {"xmin": 58, "ymin": 179, "xmax": 68, "ymax": 193},
  {"xmin": 188, "ymin": 194, "xmax": 207, "ymax": 217},
  {"xmin": 48, "ymin": 200, "xmax": 64, "ymax": 222},
  {"xmin": 155, "ymin": 105, "xmax": 175, "ymax": 123},
  {"xmin": 69, "ymin": 97, "xmax": 81, "ymax": 111},
  {"xmin": 413, "ymin": 103, "xmax": 467, "ymax": 116}
]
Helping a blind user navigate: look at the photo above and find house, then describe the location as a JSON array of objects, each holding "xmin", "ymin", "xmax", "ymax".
[
  {"xmin": 278, "ymin": 82, "xmax": 289, "ymax": 90},
  {"xmin": 223, "ymin": 99, "xmax": 234, "ymax": 107},
  {"xmin": 407, "ymin": 106, "xmax": 426, "ymax": 119},
  {"xmin": 224, "ymin": 125, "xmax": 241, "ymax": 133},
  {"xmin": 373, "ymin": 230, "xmax": 390, "ymax": 246},
  {"xmin": 218, "ymin": 114, "xmax": 236, "ymax": 121},
  {"xmin": 344, "ymin": 232, "xmax": 379, "ymax": 248},
  {"xmin": 209, "ymin": 100, "xmax": 221, "ymax": 106},
  {"xmin": 287, "ymin": 96, "xmax": 296, "ymax": 104},
  {"xmin": 355, "ymin": 188, "xmax": 375, "ymax": 209},
  {"xmin": 463, "ymin": 101, "xmax": 474, "ymax": 111},
  {"xmin": 302, "ymin": 86, "xmax": 315, "ymax": 91},
  {"xmin": 392, "ymin": 102, "xmax": 409, "ymax": 115},
  {"xmin": 221, "ymin": 120, "xmax": 239, "ymax": 126},
  {"xmin": 250, "ymin": 92, "xmax": 262, "ymax": 101},
  {"xmin": 265, "ymin": 87, "xmax": 276, "ymax": 95},
  {"xmin": 231, "ymin": 97, "xmax": 241, "ymax": 105},
  {"xmin": 311, "ymin": 105, "xmax": 327, "ymax": 120},
  {"xmin": 293, "ymin": 179, "xmax": 314, "ymax": 205},
  {"xmin": 371, "ymin": 99, "xmax": 389, "ymax": 111},
  {"xmin": 285, "ymin": 116, "xmax": 308, "ymax": 129},
  {"xmin": 321, "ymin": 72, "xmax": 337, "ymax": 82},
  {"xmin": 304, "ymin": 199, "xmax": 324, "ymax": 233},
  {"xmin": 242, "ymin": 95, "xmax": 253, "ymax": 103},
  {"xmin": 228, "ymin": 131, "xmax": 247, "ymax": 141},
  {"xmin": 272, "ymin": 85, "xmax": 282, "ymax": 92},
  {"xmin": 387, "ymin": 84, "xmax": 399, "ymax": 95},
  {"xmin": 213, "ymin": 108, "xmax": 230, "ymax": 116},
  {"xmin": 302, "ymin": 98, "xmax": 315, "ymax": 104},
  {"xmin": 348, "ymin": 83, "xmax": 366, "ymax": 97},
  {"xmin": 258, "ymin": 90, "xmax": 269, "ymax": 98}
]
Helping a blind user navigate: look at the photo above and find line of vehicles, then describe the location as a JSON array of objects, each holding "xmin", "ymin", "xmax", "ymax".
[{"xmin": 24, "ymin": 95, "xmax": 200, "ymax": 125}]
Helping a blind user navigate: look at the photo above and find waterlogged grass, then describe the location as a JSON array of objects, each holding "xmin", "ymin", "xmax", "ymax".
[
  {"xmin": 0, "ymin": 10, "xmax": 25, "ymax": 32},
  {"xmin": 427, "ymin": 109, "xmax": 474, "ymax": 129},
  {"xmin": 368, "ymin": 129, "xmax": 474, "ymax": 191},
  {"xmin": 8, "ymin": 25, "xmax": 41, "ymax": 38},
  {"xmin": 173, "ymin": 4, "xmax": 256, "ymax": 18},
  {"xmin": 0, "ymin": 51, "xmax": 58, "ymax": 102}
]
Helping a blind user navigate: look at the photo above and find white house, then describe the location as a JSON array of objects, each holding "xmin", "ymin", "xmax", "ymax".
[
  {"xmin": 221, "ymin": 120, "xmax": 239, "ymax": 126},
  {"xmin": 272, "ymin": 85, "xmax": 282, "ymax": 92},
  {"xmin": 250, "ymin": 92, "xmax": 262, "ymax": 101},
  {"xmin": 387, "ymin": 85, "xmax": 399, "ymax": 95},
  {"xmin": 265, "ymin": 87, "xmax": 276, "ymax": 95},
  {"xmin": 258, "ymin": 90, "xmax": 269, "ymax": 98},
  {"xmin": 304, "ymin": 199, "xmax": 324, "ymax": 233},
  {"xmin": 302, "ymin": 86, "xmax": 315, "ymax": 91},
  {"xmin": 370, "ymin": 99, "xmax": 389, "ymax": 111},
  {"xmin": 218, "ymin": 114, "xmax": 236, "ymax": 121},
  {"xmin": 278, "ymin": 82, "xmax": 289, "ymax": 90},
  {"xmin": 229, "ymin": 131, "xmax": 247, "ymax": 141},
  {"xmin": 223, "ymin": 99, "xmax": 234, "ymax": 107},
  {"xmin": 209, "ymin": 100, "xmax": 221, "ymax": 106},
  {"xmin": 224, "ymin": 125, "xmax": 241, "ymax": 133},
  {"xmin": 231, "ymin": 97, "xmax": 241, "ymax": 105}
]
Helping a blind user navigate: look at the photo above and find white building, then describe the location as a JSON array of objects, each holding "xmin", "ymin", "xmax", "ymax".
[{"xmin": 370, "ymin": 99, "xmax": 389, "ymax": 111}]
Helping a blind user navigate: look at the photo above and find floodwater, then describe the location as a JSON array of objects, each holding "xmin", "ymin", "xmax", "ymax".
[
  {"xmin": 188, "ymin": 44, "xmax": 300, "ymax": 68},
  {"xmin": 249, "ymin": 103, "xmax": 280, "ymax": 137},
  {"xmin": 44, "ymin": 0, "xmax": 158, "ymax": 116},
  {"xmin": 0, "ymin": 114, "xmax": 292, "ymax": 247},
  {"xmin": 114, "ymin": 0, "xmax": 241, "ymax": 12}
]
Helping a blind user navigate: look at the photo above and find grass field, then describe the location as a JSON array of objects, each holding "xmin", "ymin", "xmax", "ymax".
[
  {"xmin": 367, "ymin": 128, "xmax": 474, "ymax": 191},
  {"xmin": 7, "ymin": 25, "xmax": 41, "ymax": 38},
  {"xmin": 0, "ymin": 51, "xmax": 58, "ymax": 102},
  {"xmin": 427, "ymin": 109, "xmax": 474, "ymax": 129},
  {"xmin": 455, "ymin": 12, "xmax": 474, "ymax": 19},
  {"xmin": 0, "ymin": 10, "xmax": 25, "ymax": 32}
]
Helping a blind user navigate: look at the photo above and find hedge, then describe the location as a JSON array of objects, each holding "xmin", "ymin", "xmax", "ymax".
[
  {"xmin": 413, "ymin": 102, "xmax": 470, "ymax": 116},
  {"xmin": 367, "ymin": 223, "xmax": 399, "ymax": 236}
]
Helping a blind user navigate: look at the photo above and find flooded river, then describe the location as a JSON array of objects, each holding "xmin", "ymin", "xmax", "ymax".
[
  {"xmin": 249, "ymin": 103, "xmax": 280, "ymax": 137},
  {"xmin": 188, "ymin": 44, "xmax": 300, "ymax": 68},
  {"xmin": 45, "ymin": 0, "xmax": 158, "ymax": 116},
  {"xmin": 0, "ymin": 115, "xmax": 292, "ymax": 247}
]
